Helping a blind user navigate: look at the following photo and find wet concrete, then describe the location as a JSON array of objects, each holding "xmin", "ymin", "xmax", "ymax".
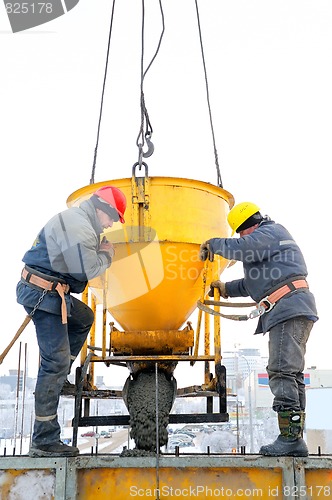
[
  {"xmin": 122, "ymin": 371, "xmax": 176, "ymax": 455},
  {"xmin": 120, "ymin": 448, "xmax": 159, "ymax": 457}
]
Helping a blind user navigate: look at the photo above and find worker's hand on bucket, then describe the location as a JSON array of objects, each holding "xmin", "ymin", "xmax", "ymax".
[
  {"xmin": 208, "ymin": 280, "xmax": 228, "ymax": 299},
  {"xmin": 99, "ymin": 238, "xmax": 115, "ymax": 261},
  {"xmin": 199, "ymin": 241, "xmax": 214, "ymax": 262}
]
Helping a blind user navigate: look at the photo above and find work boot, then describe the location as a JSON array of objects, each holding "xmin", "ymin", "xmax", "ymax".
[
  {"xmin": 259, "ymin": 411, "xmax": 308, "ymax": 457},
  {"xmin": 29, "ymin": 441, "xmax": 79, "ymax": 457}
]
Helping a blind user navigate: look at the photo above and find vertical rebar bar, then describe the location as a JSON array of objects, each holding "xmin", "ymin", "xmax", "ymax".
[
  {"xmin": 29, "ymin": 411, "xmax": 33, "ymax": 446},
  {"xmin": 13, "ymin": 342, "xmax": 22, "ymax": 455},
  {"xmin": 155, "ymin": 362, "xmax": 160, "ymax": 500},
  {"xmin": 19, "ymin": 343, "xmax": 28, "ymax": 455}
]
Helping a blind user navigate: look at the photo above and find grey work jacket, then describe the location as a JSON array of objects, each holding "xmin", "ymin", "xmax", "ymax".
[
  {"xmin": 208, "ymin": 219, "xmax": 318, "ymax": 334},
  {"xmin": 16, "ymin": 199, "xmax": 111, "ymax": 317}
]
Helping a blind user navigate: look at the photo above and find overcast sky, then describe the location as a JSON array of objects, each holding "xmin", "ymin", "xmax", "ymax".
[{"xmin": 1, "ymin": 1, "xmax": 331, "ymax": 388}]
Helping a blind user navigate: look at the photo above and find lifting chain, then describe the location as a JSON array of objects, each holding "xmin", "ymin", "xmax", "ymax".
[{"xmin": 135, "ymin": 0, "xmax": 165, "ymax": 170}]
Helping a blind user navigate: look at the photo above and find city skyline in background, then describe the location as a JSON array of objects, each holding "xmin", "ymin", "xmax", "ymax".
[
  {"xmin": 0, "ymin": 337, "xmax": 322, "ymax": 391},
  {"xmin": 1, "ymin": 348, "xmax": 331, "ymax": 454}
]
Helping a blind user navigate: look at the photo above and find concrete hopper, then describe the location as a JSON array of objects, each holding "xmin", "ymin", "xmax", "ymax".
[{"xmin": 67, "ymin": 174, "xmax": 234, "ymax": 333}]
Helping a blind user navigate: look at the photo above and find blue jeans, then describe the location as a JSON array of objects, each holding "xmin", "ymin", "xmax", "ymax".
[
  {"xmin": 267, "ymin": 317, "xmax": 313, "ymax": 413},
  {"xmin": 25, "ymin": 296, "xmax": 94, "ymax": 446}
]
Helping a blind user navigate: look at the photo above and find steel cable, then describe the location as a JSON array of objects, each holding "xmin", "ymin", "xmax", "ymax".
[
  {"xmin": 194, "ymin": 0, "xmax": 223, "ymax": 187},
  {"xmin": 90, "ymin": 0, "xmax": 116, "ymax": 185},
  {"xmin": 136, "ymin": 0, "xmax": 165, "ymax": 166}
]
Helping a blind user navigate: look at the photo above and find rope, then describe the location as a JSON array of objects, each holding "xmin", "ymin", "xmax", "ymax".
[
  {"xmin": 136, "ymin": 0, "xmax": 165, "ymax": 166},
  {"xmin": 204, "ymin": 299, "xmax": 256, "ymax": 308},
  {"xmin": 194, "ymin": 0, "xmax": 223, "ymax": 188},
  {"xmin": 90, "ymin": 0, "xmax": 116, "ymax": 185}
]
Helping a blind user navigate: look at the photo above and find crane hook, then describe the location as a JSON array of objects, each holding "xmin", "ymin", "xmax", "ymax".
[{"xmin": 142, "ymin": 136, "xmax": 154, "ymax": 158}]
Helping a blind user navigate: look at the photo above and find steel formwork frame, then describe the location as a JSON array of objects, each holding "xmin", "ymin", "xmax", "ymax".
[{"xmin": 1, "ymin": 455, "xmax": 331, "ymax": 499}]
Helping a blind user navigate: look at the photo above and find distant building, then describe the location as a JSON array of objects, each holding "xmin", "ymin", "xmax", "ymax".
[
  {"xmin": 222, "ymin": 349, "xmax": 268, "ymax": 393},
  {"xmin": 306, "ymin": 387, "xmax": 332, "ymax": 453},
  {"xmin": 0, "ymin": 370, "xmax": 35, "ymax": 394},
  {"xmin": 245, "ymin": 368, "xmax": 332, "ymax": 410}
]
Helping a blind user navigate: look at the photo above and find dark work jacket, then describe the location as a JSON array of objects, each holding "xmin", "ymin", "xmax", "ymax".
[{"xmin": 208, "ymin": 219, "xmax": 318, "ymax": 334}]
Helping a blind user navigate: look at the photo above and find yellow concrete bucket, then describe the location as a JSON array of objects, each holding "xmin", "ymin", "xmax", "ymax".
[{"xmin": 67, "ymin": 171, "xmax": 234, "ymax": 333}]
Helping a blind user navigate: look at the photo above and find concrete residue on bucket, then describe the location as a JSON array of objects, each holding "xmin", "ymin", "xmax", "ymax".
[{"xmin": 121, "ymin": 371, "xmax": 176, "ymax": 456}]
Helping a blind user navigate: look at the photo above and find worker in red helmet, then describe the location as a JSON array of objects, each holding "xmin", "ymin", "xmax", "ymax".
[
  {"xmin": 16, "ymin": 185, "xmax": 126, "ymax": 458},
  {"xmin": 93, "ymin": 185, "xmax": 126, "ymax": 224}
]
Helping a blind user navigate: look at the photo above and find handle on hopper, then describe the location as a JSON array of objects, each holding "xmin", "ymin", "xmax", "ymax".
[{"xmin": 191, "ymin": 260, "xmax": 210, "ymax": 366}]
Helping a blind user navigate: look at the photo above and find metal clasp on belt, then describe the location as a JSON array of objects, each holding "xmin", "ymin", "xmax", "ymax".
[
  {"xmin": 249, "ymin": 304, "xmax": 266, "ymax": 319},
  {"xmin": 259, "ymin": 296, "xmax": 276, "ymax": 313}
]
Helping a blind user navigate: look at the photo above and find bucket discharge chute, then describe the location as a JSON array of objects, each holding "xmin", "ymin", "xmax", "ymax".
[{"xmin": 67, "ymin": 174, "xmax": 234, "ymax": 333}]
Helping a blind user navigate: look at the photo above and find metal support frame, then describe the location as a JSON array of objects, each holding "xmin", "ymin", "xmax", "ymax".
[{"xmin": 71, "ymin": 248, "xmax": 228, "ymax": 446}]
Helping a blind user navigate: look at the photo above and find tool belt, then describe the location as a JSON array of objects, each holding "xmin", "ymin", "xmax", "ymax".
[
  {"xmin": 256, "ymin": 276, "xmax": 308, "ymax": 316},
  {"xmin": 21, "ymin": 266, "xmax": 69, "ymax": 324}
]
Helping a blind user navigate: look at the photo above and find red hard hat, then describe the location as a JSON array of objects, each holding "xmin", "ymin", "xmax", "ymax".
[{"xmin": 94, "ymin": 186, "xmax": 126, "ymax": 223}]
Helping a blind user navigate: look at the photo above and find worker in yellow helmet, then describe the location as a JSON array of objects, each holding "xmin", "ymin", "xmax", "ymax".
[
  {"xmin": 199, "ymin": 202, "xmax": 318, "ymax": 457},
  {"xmin": 227, "ymin": 201, "xmax": 262, "ymax": 235}
]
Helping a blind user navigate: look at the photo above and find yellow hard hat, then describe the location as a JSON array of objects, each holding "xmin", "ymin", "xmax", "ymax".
[{"xmin": 227, "ymin": 202, "xmax": 261, "ymax": 234}]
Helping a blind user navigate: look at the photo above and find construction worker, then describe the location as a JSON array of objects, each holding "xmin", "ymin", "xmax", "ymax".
[
  {"xmin": 16, "ymin": 185, "xmax": 126, "ymax": 458},
  {"xmin": 199, "ymin": 202, "xmax": 318, "ymax": 457}
]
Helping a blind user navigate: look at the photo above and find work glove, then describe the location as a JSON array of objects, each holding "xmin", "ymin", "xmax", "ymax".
[
  {"xmin": 208, "ymin": 280, "xmax": 228, "ymax": 299},
  {"xmin": 99, "ymin": 237, "xmax": 115, "ymax": 262},
  {"xmin": 199, "ymin": 241, "xmax": 214, "ymax": 262}
]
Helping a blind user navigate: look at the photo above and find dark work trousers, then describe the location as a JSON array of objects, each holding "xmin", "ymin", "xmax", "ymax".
[
  {"xmin": 267, "ymin": 316, "xmax": 314, "ymax": 413},
  {"xmin": 25, "ymin": 296, "xmax": 94, "ymax": 446}
]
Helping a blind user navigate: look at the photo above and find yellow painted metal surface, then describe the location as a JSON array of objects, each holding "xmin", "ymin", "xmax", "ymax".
[
  {"xmin": 67, "ymin": 176, "xmax": 234, "ymax": 332},
  {"xmin": 111, "ymin": 328, "xmax": 194, "ymax": 354},
  {"xmin": 305, "ymin": 469, "xmax": 332, "ymax": 499},
  {"xmin": 76, "ymin": 465, "xmax": 283, "ymax": 499}
]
